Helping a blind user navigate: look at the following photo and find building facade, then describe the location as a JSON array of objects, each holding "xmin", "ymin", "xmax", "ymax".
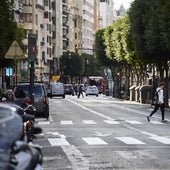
[{"xmin": 9, "ymin": 0, "xmax": 103, "ymax": 85}]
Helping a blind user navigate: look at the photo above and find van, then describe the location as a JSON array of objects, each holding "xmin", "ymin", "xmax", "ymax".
[{"xmin": 50, "ymin": 82, "xmax": 65, "ymax": 98}]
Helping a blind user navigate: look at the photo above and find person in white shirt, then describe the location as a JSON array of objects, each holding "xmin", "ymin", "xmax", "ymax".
[{"xmin": 147, "ymin": 82, "xmax": 165, "ymax": 122}]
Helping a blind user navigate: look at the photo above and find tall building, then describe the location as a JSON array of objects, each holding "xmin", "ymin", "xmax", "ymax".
[
  {"xmin": 99, "ymin": 0, "xmax": 114, "ymax": 28},
  {"xmin": 21, "ymin": 0, "xmax": 53, "ymax": 82},
  {"xmin": 9, "ymin": 0, "xmax": 101, "ymax": 84},
  {"xmin": 81, "ymin": 0, "xmax": 95, "ymax": 54}
]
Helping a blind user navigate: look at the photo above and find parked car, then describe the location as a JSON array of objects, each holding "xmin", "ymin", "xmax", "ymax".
[
  {"xmin": 50, "ymin": 82, "xmax": 65, "ymax": 98},
  {"xmin": 64, "ymin": 84, "xmax": 74, "ymax": 95},
  {"xmin": 13, "ymin": 82, "xmax": 49, "ymax": 119},
  {"xmin": 85, "ymin": 85, "xmax": 99, "ymax": 97}
]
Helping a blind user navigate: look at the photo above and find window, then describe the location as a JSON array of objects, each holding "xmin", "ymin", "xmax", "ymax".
[{"xmin": 21, "ymin": 13, "xmax": 32, "ymax": 22}]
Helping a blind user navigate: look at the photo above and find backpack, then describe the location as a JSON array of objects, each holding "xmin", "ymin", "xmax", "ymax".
[{"xmin": 152, "ymin": 89, "xmax": 160, "ymax": 105}]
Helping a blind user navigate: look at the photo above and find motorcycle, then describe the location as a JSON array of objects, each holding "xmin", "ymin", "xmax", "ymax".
[
  {"xmin": 0, "ymin": 103, "xmax": 43, "ymax": 170},
  {"xmin": 14, "ymin": 103, "xmax": 42, "ymax": 143},
  {"xmin": 2, "ymin": 99, "xmax": 42, "ymax": 143},
  {"xmin": 8, "ymin": 140, "xmax": 43, "ymax": 170}
]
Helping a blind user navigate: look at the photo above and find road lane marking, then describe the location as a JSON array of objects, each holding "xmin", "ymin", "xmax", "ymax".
[
  {"xmin": 61, "ymin": 120, "xmax": 73, "ymax": 125},
  {"xmin": 48, "ymin": 138, "xmax": 70, "ymax": 146},
  {"xmin": 37, "ymin": 121, "xmax": 50, "ymax": 125},
  {"xmin": 115, "ymin": 137, "xmax": 145, "ymax": 145},
  {"xmin": 149, "ymin": 136, "xmax": 170, "ymax": 144},
  {"xmin": 66, "ymin": 99, "xmax": 168, "ymax": 141},
  {"xmin": 82, "ymin": 137, "xmax": 108, "ymax": 145},
  {"xmin": 67, "ymin": 99, "xmax": 114, "ymax": 120},
  {"xmin": 150, "ymin": 121, "xmax": 164, "ymax": 124},
  {"xmin": 82, "ymin": 120, "xmax": 96, "ymax": 124},
  {"xmin": 125, "ymin": 120, "xmax": 142, "ymax": 124},
  {"xmin": 104, "ymin": 120, "xmax": 120, "ymax": 124}
]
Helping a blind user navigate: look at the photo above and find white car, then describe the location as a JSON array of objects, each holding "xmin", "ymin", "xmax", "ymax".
[{"xmin": 85, "ymin": 86, "xmax": 99, "ymax": 97}]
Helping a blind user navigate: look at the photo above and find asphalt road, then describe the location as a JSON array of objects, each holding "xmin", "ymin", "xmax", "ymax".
[{"xmin": 34, "ymin": 95, "xmax": 170, "ymax": 170}]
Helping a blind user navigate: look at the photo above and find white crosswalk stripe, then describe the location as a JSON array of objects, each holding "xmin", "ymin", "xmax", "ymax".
[
  {"xmin": 104, "ymin": 120, "xmax": 120, "ymax": 124},
  {"xmin": 125, "ymin": 120, "xmax": 142, "ymax": 124},
  {"xmin": 150, "ymin": 121, "xmax": 164, "ymax": 124},
  {"xmin": 48, "ymin": 138, "xmax": 70, "ymax": 146},
  {"xmin": 149, "ymin": 136, "xmax": 170, "ymax": 144},
  {"xmin": 60, "ymin": 120, "xmax": 73, "ymax": 125},
  {"xmin": 82, "ymin": 120, "xmax": 97, "ymax": 124},
  {"xmin": 115, "ymin": 137, "xmax": 145, "ymax": 145},
  {"xmin": 37, "ymin": 121, "xmax": 50, "ymax": 125},
  {"xmin": 82, "ymin": 137, "xmax": 108, "ymax": 145}
]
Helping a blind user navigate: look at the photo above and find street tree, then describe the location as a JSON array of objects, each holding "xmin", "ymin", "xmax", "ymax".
[
  {"xmin": 128, "ymin": 0, "xmax": 170, "ymax": 81},
  {"xmin": 60, "ymin": 51, "xmax": 85, "ymax": 83},
  {"xmin": 82, "ymin": 53, "xmax": 102, "ymax": 77},
  {"xmin": 0, "ymin": 0, "xmax": 17, "ymax": 68}
]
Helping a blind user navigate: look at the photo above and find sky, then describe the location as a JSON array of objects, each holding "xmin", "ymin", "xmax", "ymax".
[{"xmin": 114, "ymin": 0, "xmax": 134, "ymax": 9}]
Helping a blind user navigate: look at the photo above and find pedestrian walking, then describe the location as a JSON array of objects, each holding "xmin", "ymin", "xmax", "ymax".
[
  {"xmin": 147, "ymin": 82, "xmax": 166, "ymax": 122},
  {"xmin": 77, "ymin": 84, "xmax": 84, "ymax": 98}
]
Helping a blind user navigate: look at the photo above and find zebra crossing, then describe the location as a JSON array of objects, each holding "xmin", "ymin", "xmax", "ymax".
[
  {"xmin": 44, "ymin": 134, "xmax": 170, "ymax": 146},
  {"xmin": 35, "ymin": 118, "xmax": 170, "ymax": 147},
  {"xmin": 37, "ymin": 119, "xmax": 165, "ymax": 126}
]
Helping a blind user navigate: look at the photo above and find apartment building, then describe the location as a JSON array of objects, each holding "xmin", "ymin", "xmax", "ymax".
[
  {"xmin": 9, "ymin": 0, "xmax": 102, "ymax": 84},
  {"xmin": 19, "ymin": 0, "xmax": 52, "ymax": 82},
  {"xmin": 100, "ymin": 0, "xmax": 114, "ymax": 28}
]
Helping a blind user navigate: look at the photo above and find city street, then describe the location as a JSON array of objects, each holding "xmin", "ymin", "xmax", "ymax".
[{"xmin": 34, "ymin": 95, "xmax": 170, "ymax": 170}]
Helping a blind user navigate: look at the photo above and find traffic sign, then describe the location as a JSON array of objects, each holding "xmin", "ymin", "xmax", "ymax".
[{"xmin": 5, "ymin": 40, "xmax": 24, "ymax": 59}]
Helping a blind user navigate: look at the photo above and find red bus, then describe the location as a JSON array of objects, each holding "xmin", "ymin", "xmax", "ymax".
[{"xmin": 87, "ymin": 76, "xmax": 105, "ymax": 94}]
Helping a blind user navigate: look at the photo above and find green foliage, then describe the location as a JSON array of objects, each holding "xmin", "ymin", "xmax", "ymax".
[
  {"xmin": 95, "ymin": 29, "xmax": 110, "ymax": 66},
  {"xmin": 82, "ymin": 53, "xmax": 102, "ymax": 77},
  {"xmin": 60, "ymin": 51, "xmax": 85, "ymax": 77},
  {"xmin": 129, "ymin": 0, "xmax": 170, "ymax": 67},
  {"xmin": 0, "ymin": 0, "xmax": 23, "ymax": 68},
  {"xmin": 15, "ymin": 24, "xmax": 24, "ymax": 44}
]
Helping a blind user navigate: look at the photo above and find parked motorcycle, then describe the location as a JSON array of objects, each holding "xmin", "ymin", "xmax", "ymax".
[
  {"xmin": 8, "ymin": 140, "xmax": 43, "ymax": 170},
  {"xmin": 2, "ymin": 99, "xmax": 42, "ymax": 142},
  {"xmin": 12, "ymin": 103, "xmax": 42, "ymax": 143},
  {"xmin": 0, "ymin": 103, "xmax": 43, "ymax": 170}
]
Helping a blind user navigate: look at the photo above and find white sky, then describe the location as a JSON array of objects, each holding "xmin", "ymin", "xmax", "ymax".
[{"xmin": 114, "ymin": 0, "xmax": 134, "ymax": 9}]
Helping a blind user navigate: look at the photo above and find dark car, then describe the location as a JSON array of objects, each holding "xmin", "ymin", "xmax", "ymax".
[
  {"xmin": 64, "ymin": 84, "xmax": 75, "ymax": 95},
  {"xmin": 13, "ymin": 83, "xmax": 49, "ymax": 119}
]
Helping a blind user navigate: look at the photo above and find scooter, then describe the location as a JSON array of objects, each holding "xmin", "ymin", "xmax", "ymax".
[
  {"xmin": 8, "ymin": 140, "xmax": 43, "ymax": 170},
  {"xmin": 3, "ymin": 102, "xmax": 42, "ymax": 143},
  {"xmin": 0, "ymin": 103, "xmax": 43, "ymax": 170}
]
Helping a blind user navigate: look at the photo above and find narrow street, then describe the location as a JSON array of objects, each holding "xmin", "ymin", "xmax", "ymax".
[{"xmin": 34, "ymin": 95, "xmax": 170, "ymax": 170}]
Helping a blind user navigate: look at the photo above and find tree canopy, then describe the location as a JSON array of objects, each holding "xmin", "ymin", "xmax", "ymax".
[
  {"xmin": 129, "ymin": 0, "xmax": 170, "ymax": 69},
  {"xmin": 0, "ymin": 0, "xmax": 18, "ymax": 68},
  {"xmin": 60, "ymin": 51, "xmax": 85, "ymax": 78}
]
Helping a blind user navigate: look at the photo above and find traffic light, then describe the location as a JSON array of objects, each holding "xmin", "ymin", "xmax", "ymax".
[{"xmin": 28, "ymin": 33, "xmax": 37, "ymax": 62}]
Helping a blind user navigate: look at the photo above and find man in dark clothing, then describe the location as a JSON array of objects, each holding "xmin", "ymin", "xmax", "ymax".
[{"xmin": 77, "ymin": 84, "xmax": 84, "ymax": 98}]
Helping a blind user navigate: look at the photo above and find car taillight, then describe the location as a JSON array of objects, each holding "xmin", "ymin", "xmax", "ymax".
[
  {"xmin": 43, "ymin": 96, "xmax": 47, "ymax": 104},
  {"xmin": 25, "ymin": 98, "xmax": 32, "ymax": 105}
]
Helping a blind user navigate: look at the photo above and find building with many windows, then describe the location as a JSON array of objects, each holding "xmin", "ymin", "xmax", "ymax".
[{"xmin": 8, "ymin": 0, "xmax": 105, "ymax": 85}]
